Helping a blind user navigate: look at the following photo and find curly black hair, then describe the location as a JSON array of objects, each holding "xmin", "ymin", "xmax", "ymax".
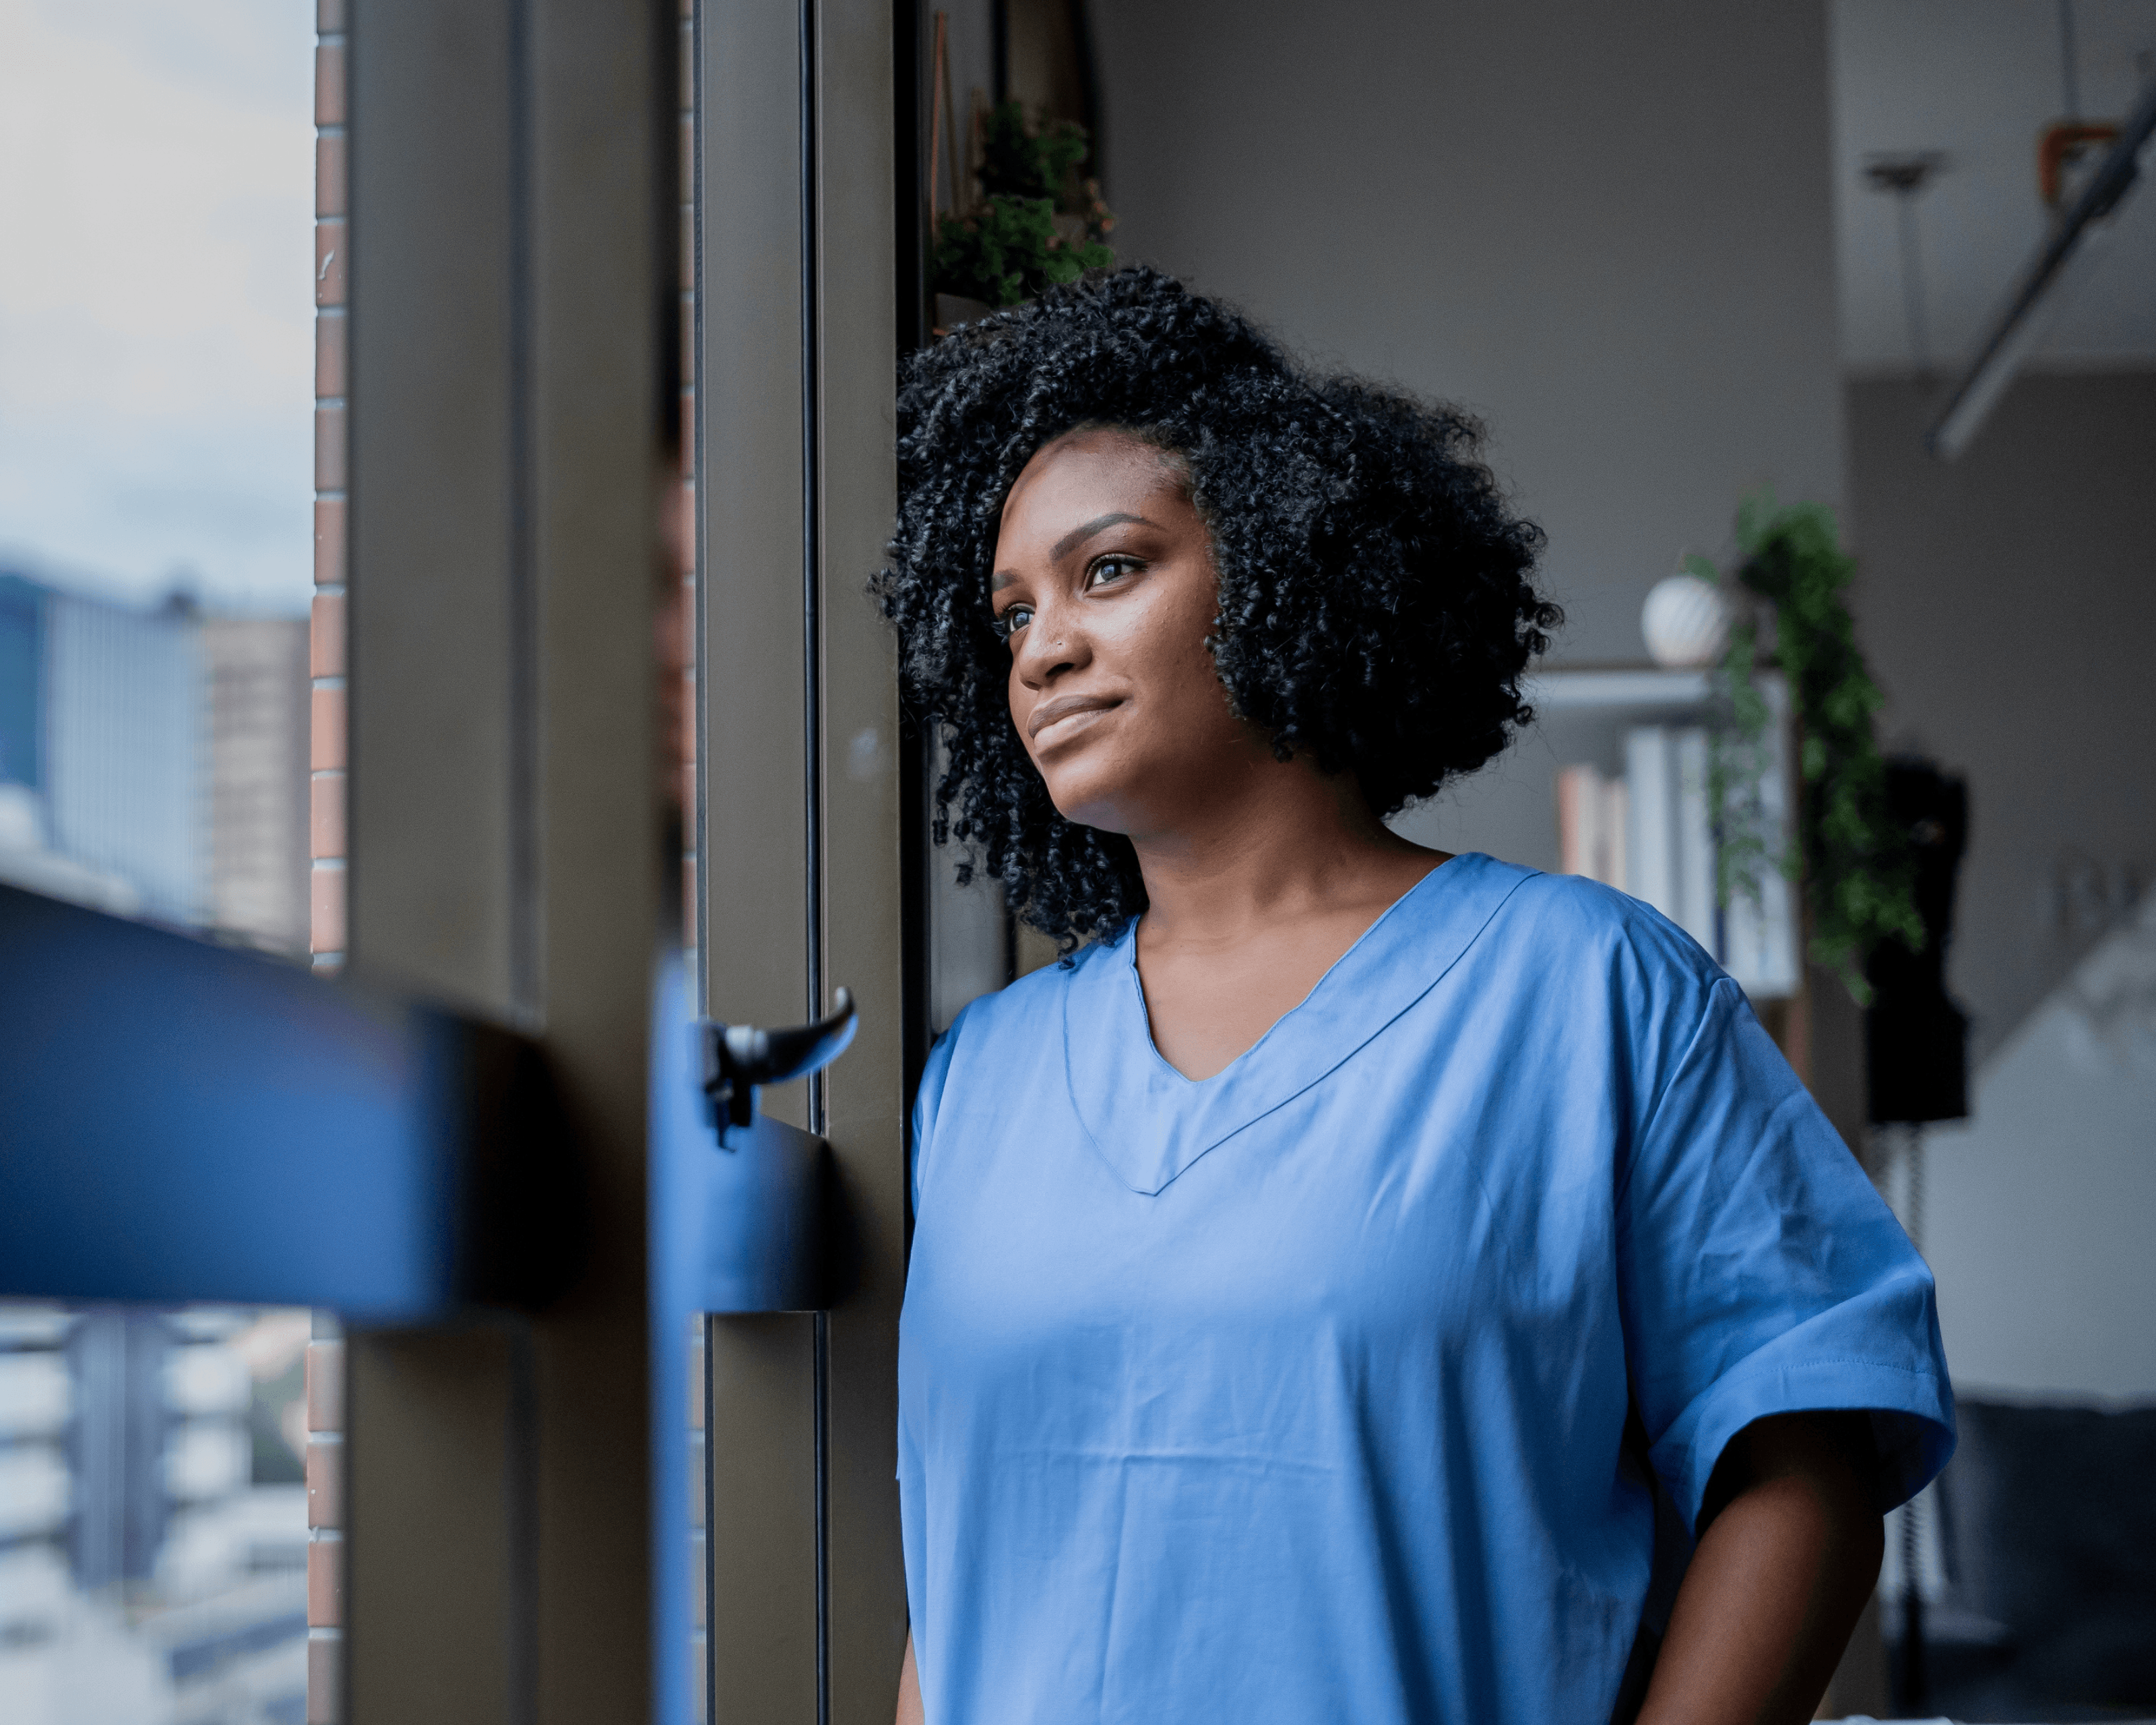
[{"xmin": 874, "ymin": 265, "xmax": 1558, "ymax": 950}]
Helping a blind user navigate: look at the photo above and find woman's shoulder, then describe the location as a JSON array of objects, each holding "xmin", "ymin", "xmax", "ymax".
[
  {"xmin": 913, "ymin": 937, "xmax": 1104, "ymax": 1154},
  {"xmin": 930, "ymin": 932, "xmax": 1110, "ymax": 1064},
  {"xmin": 1455, "ymin": 855, "xmax": 1729, "ymax": 1009},
  {"xmin": 1451, "ymin": 862, "xmax": 1785, "ymax": 1150}
]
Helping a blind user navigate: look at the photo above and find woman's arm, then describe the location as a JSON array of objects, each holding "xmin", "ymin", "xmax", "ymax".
[
  {"xmin": 895, "ymin": 1632, "xmax": 923, "ymax": 1725},
  {"xmin": 1636, "ymin": 1412, "xmax": 1883, "ymax": 1725}
]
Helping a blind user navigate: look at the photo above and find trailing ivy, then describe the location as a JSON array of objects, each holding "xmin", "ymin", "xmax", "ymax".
[
  {"xmin": 1699, "ymin": 549, "xmax": 1777, "ymax": 922},
  {"xmin": 1705, "ymin": 495, "xmax": 1922, "ymax": 1002},
  {"xmin": 932, "ymin": 102, "xmax": 1115, "ymax": 309}
]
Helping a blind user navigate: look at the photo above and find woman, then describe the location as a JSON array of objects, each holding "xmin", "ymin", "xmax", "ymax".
[{"xmin": 877, "ymin": 268, "xmax": 1951, "ymax": 1725}]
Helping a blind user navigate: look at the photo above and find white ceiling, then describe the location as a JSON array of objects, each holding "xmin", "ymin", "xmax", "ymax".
[{"xmin": 1832, "ymin": 0, "xmax": 2156, "ymax": 371}]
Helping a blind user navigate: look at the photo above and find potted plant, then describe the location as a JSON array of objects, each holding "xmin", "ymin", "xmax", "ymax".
[
  {"xmin": 932, "ymin": 100, "xmax": 1115, "ymax": 325},
  {"xmin": 1697, "ymin": 495, "xmax": 1924, "ymax": 1002}
]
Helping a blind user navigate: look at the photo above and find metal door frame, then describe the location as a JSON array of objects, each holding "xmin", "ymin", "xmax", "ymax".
[
  {"xmin": 693, "ymin": 0, "xmax": 909, "ymax": 1720},
  {"xmin": 345, "ymin": 0, "xmax": 670, "ymax": 1717},
  {"xmin": 1, "ymin": 1, "xmax": 916, "ymax": 1717}
]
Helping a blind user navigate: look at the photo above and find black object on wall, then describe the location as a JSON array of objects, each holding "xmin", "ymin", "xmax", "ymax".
[{"xmin": 1867, "ymin": 757, "xmax": 1971, "ymax": 1125}]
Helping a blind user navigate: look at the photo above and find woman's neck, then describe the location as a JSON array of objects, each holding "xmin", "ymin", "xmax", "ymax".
[
  {"xmin": 1127, "ymin": 755, "xmax": 1445, "ymax": 956},
  {"xmin": 1118, "ymin": 755, "xmax": 1447, "ymax": 1079}
]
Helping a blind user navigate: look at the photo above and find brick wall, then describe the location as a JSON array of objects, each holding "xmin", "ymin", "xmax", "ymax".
[
  {"xmin": 307, "ymin": 5, "xmax": 348, "ymax": 1721},
  {"xmin": 675, "ymin": 9, "xmax": 705, "ymax": 1711},
  {"xmin": 305, "ymin": 1328, "xmax": 344, "ymax": 1721},
  {"xmin": 676, "ymin": 0, "xmax": 698, "ymax": 951},
  {"xmin": 311, "ymin": 0, "xmax": 348, "ymax": 976}
]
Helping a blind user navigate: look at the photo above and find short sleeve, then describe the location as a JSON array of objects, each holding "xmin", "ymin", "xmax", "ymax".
[
  {"xmin": 910, "ymin": 1017, "xmax": 962, "ymax": 1220},
  {"xmin": 1617, "ymin": 976, "xmax": 1955, "ymax": 1535}
]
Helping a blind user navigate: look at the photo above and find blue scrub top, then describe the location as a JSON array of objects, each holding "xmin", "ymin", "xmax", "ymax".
[{"xmin": 898, "ymin": 854, "xmax": 1953, "ymax": 1725}]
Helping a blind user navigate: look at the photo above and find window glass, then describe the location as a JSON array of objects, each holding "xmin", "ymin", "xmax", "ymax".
[
  {"xmin": 0, "ymin": 6, "xmax": 330, "ymax": 1721},
  {"xmin": 0, "ymin": 1303, "xmax": 319, "ymax": 1725},
  {"xmin": 0, "ymin": 0, "xmax": 316, "ymax": 954}
]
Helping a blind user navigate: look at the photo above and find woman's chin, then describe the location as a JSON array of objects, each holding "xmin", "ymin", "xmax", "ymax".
[{"xmin": 1044, "ymin": 781, "xmax": 1136, "ymax": 838}]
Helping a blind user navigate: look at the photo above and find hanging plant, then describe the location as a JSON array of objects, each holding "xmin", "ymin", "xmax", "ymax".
[
  {"xmin": 932, "ymin": 101, "xmax": 1115, "ymax": 310},
  {"xmin": 1701, "ymin": 494, "xmax": 1923, "ymax": 1002}
]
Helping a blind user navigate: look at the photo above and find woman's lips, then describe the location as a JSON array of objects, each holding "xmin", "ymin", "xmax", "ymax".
[{"xmin": 1027, "ymin": 694, "xmax": 1120, "ymax": 741}]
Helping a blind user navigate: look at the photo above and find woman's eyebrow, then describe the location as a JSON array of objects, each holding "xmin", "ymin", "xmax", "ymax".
[
  {"xmin": 992, "ymin": 511, "xmax": 1160, "ymax": 591},
  {"xmin": 1052, "ymin": 511, "xmax": 1153, "ymax": 561}
]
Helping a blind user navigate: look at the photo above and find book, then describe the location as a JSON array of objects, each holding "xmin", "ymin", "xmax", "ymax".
[
  {"xmin": 1556, "ymin": 765, "xmax": 1627, "ymax": 890},
  {"xmin": 1555, "ymin": 699, "xmax": 1797, "ymax": 1001},
  {"xmin": 1624, "ymin": 725, "xmax": 1717, "ymax": 955}
]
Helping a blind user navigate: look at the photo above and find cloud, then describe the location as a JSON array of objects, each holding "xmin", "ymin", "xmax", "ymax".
[{"xmin": 0, "ymin": 0, "xmax": 313, "ymax": 606}]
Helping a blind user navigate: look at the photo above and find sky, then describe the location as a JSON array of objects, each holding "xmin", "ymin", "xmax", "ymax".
[{"xmin": 0, "ymin": 0, "xmax": 315, "ymax": 613}]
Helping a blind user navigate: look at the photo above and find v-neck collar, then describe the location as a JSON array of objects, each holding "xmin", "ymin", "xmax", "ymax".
[{"xmin": 1058, "ymin": 852, "xmax": 1534, "ymax": 1195}]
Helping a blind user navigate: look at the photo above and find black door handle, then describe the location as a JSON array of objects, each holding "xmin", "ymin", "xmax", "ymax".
[{"xmin": 697, "ymin": 986, "xmax": 856, "ymax": 1133}]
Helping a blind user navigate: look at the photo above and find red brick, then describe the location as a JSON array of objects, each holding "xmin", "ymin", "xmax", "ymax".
[
  {"xmin": 314, "ymin": 497, "xmax": 346, "ymax": 587},
  {"xmin": 317, "ymin": 0, "xmax": 347, "ymax": 34},
  {"xmin": 315, "ymin": 221, "xmax": 347, "ymax": 309},
  {"xmin": 311, "ymin": 684, "xmax": 347, "ymax": 772},
  {"xmin": 306, "ymin": 1439, "xmax": 344, "ymax": 1529},
  {"xmin": 314, "ymin": 402, "xmax": 346, "ymax": 492},
  {"xmin": 311, "ymin": 865, "xmax": 347, "ymax": 955},
  {"xmin": 307, "ymin": 1537, "xmax": 344, "ymax": 1627},
  {"xmin": 315, "ymin": 132, "xmax": 347, "ymax": 219},
  {"xmin": 306, "ymin": 1635, "xmax": 342, "ymax": 1725},
  {"xmin": 315, "ymin": 44, "xmax": 346, "ymax": 127},
  {"xmin": 306, "ymin": 1341, "xmax": 346, "ymax": 1431},
  {"xmin": 315, "ymin": 312, "xmax": 346, "ymax": 400},
  {"xmin": 310, "ymin": 591, "xmax": 346, "ymax": 679},
  {"xmin": 311, "ymin": 774, "xmax": 346, "ymax": 860}
]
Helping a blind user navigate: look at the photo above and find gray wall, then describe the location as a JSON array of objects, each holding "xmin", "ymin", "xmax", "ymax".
[
  {"xmin": 1917, "ymin": 912, "xmax": 2156, "ymax": 1402},
  {"xmin": 1081, "ymin": 0, "xmax": 2155, "ymax": 1134},
  {"xmin": 1087, "ymin": 0, "xmax": 1849, "ymax": 665},
  {"xmin": 1845, "ymin": 373, "xmax": 2156, "ymax": 1064},
  {"xmin": 1845, "ymin": 371, "xmax": 2156, "ymax": 1407}
]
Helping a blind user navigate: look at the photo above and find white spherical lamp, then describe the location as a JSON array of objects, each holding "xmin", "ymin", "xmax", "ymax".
[{"xmin": 1641, "ymin": 573, "xmax": 1732, "ymax": 668}]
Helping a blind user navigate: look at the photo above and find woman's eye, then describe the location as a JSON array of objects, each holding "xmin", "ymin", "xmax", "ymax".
[
  {"xmin": 996, "ymin": 604, "xmax": 1034, "ymax": 640},
  {"xmin": 1087, "ymin": 555, "xmax": 1139, "ymax": 588}
]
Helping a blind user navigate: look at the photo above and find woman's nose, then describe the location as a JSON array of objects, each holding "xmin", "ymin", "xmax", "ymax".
[{"xmin": 1015, "ymin": 606, "xmax": 1083, "ymax": 687}]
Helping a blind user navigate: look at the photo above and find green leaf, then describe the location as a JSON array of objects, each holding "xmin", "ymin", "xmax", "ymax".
[
  {"xmin": 930, "ymin": 179, "xmax": 1119, "ymax": 309},
  {"xmin": 1714, "ymin": 491, "xmax": 1920, "ymax": 1001}
]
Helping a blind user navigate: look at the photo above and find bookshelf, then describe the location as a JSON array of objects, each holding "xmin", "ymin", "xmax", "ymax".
[{"xmin": 1389, "ymin": 662, "xmax": 1802, "ymax": 1010}]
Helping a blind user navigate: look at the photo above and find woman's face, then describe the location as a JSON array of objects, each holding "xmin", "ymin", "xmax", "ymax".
[{"xmin": 990, "ymin": 428, "xmax": 1269, "ymax": 838}]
